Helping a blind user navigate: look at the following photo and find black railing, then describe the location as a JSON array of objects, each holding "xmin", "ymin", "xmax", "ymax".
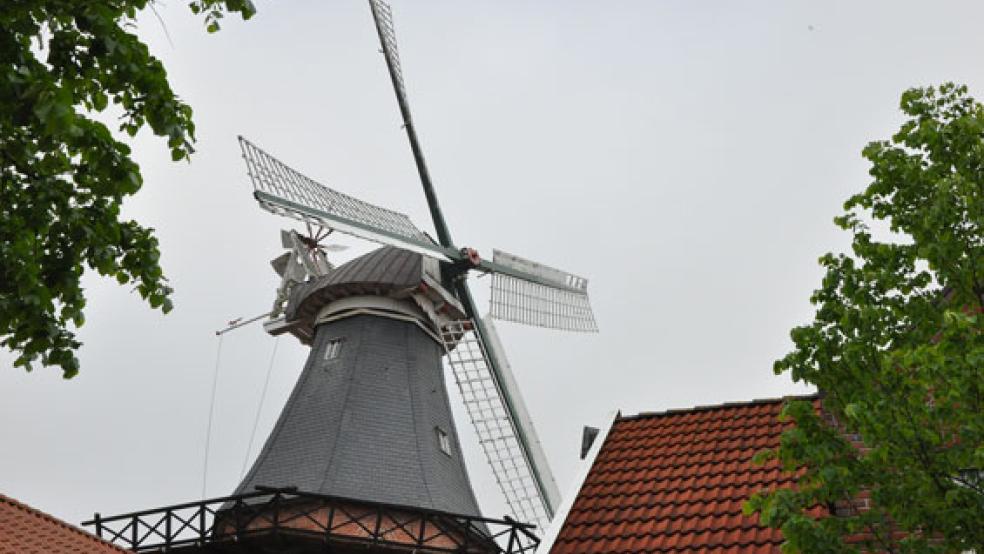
[{"xmin": 83, "ymin": 487, "xmax": 540, "ymax": 553}]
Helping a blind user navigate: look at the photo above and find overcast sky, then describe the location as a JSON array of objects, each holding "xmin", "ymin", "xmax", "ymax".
[{"xmin": 2, "ymin": 0, "xmax": 983, "ymax": 531}]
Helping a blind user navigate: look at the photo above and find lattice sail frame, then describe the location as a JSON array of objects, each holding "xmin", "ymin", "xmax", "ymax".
[
  {"xmin": 441, "ymin": 321, "xmax": 552, "ymax": 529},
  {"xmin": 490, "ymin": 250, "xmax": 598, "ymax": 332},
  {"xmin": 239, "ymin": 137, "xmax": 450, "ymax": 260},
  {"xmin": 368, "ymin": 0, "xmax": 407, "ymax": 101}
]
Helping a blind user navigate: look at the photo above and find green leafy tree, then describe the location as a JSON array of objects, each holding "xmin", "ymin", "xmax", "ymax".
[
  {"xmin": 746, "ymin": 83, "xmax": 983, "ymax": 553},
  {"xmin": 1, "ymin": 1, "xmax": 254, "ymax": 377}
]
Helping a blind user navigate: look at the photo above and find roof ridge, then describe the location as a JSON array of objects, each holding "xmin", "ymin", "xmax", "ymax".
[
  {"xmin": 617, "ymin": 393, "xmax": 820, "ymax": 422},
  {"xmin": 0, "ymin": 493, "xmax": 128, "ymax": 553}
]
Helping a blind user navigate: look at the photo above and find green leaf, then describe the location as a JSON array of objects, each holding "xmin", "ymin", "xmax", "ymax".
[
  {"xmin": 753, "ymin": 83, "xmax": 984, "ymax": 554},
  {"xmin": 0, "ymin": 0, "xmax": 255, "ymax": 378}
]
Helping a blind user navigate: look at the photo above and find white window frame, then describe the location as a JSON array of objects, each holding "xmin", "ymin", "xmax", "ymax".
[
  {"xmin": 436, "ymin": 427, "xmax": 452, "ymax": 456},
  {"xmin": 324, "ymin": 338, "xmax": 344, "ymax": 360}
]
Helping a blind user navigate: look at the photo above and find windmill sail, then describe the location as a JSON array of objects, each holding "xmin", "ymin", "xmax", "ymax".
[
  {"xmin": 239, "ymin": 137, "xmax": 456, "ymax": 261},
  {"xmin": 368, "ymin": 0, "xmax": 407, "ymax": 105},
  {"xmin": 480, "ymin": 316, "xmax": 562, "ymax": 511},
  {"xmin": 490, "ymin": 250, "xmax": 598, "ymax": 332},
  {"xmin": 368, "ymin": 0, "xmax": 456, "ymax": 249},
  {"xmin": 442, "ymin": 319, "xmax": 558, "ymax": 529}
]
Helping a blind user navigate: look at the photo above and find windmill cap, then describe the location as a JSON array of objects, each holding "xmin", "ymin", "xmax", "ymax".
[{"xmin": 284, "ymin": 246, "xmax": 465, "ymax": 335}]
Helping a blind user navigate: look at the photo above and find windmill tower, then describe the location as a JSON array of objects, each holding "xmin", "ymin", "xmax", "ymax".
[
  {"xmin": 85, "ymin": 2, "xmax": 597, "ymax": 552},
  {"xmin": 232, "ymin": 243, "xmax": 483, "ymax": 518}
]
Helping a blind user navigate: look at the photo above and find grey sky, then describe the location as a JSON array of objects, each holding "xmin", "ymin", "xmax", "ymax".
[{"xmin": 2, "ymin": 0, "xmax": 983, "ymax": 529}]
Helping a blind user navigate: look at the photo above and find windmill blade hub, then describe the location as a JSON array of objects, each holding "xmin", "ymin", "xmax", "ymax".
[{"xmin": 460, "ymin": 247, "xmax": 482, "ymax": 268}]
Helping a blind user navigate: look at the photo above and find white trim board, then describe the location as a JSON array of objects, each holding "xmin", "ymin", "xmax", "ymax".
[{"xmin": 536, "ymin": 410, "xmax": 619, "ymax": 553}]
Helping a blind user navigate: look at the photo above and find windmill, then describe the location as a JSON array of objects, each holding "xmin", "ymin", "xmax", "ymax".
[
  {"xmin": 234, "ymin": 0, "xmax": 598, "ymax": 533},
  {"xmin": 80, "ymin": 3, "xmax": 596, "ymax": 552}
]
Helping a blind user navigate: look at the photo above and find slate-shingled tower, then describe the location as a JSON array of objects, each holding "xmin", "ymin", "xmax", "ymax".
[{"xmin": 235, "ymin": 246, "xmax": 483, "ymax": 517}]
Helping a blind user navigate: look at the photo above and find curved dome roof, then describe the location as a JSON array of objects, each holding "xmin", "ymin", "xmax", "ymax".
[{"xmin": 286, "ymin": 246, "xmax": 424, "ymax": 324}]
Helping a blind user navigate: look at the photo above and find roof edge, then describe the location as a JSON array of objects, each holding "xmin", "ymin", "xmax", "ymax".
[
  {"xmin": 537, "ymin": 409, "xmax": 619, "ymax": 554},
  {"xmin": 618, "ymin": 392, "xmax": 821, "ymax": 422}
]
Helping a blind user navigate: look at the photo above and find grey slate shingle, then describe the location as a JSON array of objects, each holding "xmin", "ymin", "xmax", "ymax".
[{"xmin": 235, "ymin": 309, "xmax": 482, "ymax": 516}]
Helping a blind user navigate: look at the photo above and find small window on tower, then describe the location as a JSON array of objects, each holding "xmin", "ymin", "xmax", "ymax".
[
  {"xmin": 324, "ymin": 338, "xmax": 344, "ymax": 360},
  {"xmin": 436, "ymin": 427, "xmax": 452, "ymax": 456}
]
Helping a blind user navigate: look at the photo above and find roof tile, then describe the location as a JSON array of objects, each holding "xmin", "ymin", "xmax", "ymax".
[
  {"xmin": 0, "ymin": 493, "xmax": 126, "ymax": 553},
  {"xmin": 549, "ymin": 395, "xmax": 821, "ymax": 553}
]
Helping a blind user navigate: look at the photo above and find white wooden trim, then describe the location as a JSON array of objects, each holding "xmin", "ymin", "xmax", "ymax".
[{"xmin": 536, "ymin": 410, "xmax": 619, "ymax": 552}]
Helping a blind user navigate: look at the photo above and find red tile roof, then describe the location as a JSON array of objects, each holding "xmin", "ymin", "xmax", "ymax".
[
  {"xmin": 549, "ymin": 395, "xmax": 822, "ymax": 554},
  {"xmin": 0, "ymin": 493, "xmax": 127, "ymax": 553}
]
